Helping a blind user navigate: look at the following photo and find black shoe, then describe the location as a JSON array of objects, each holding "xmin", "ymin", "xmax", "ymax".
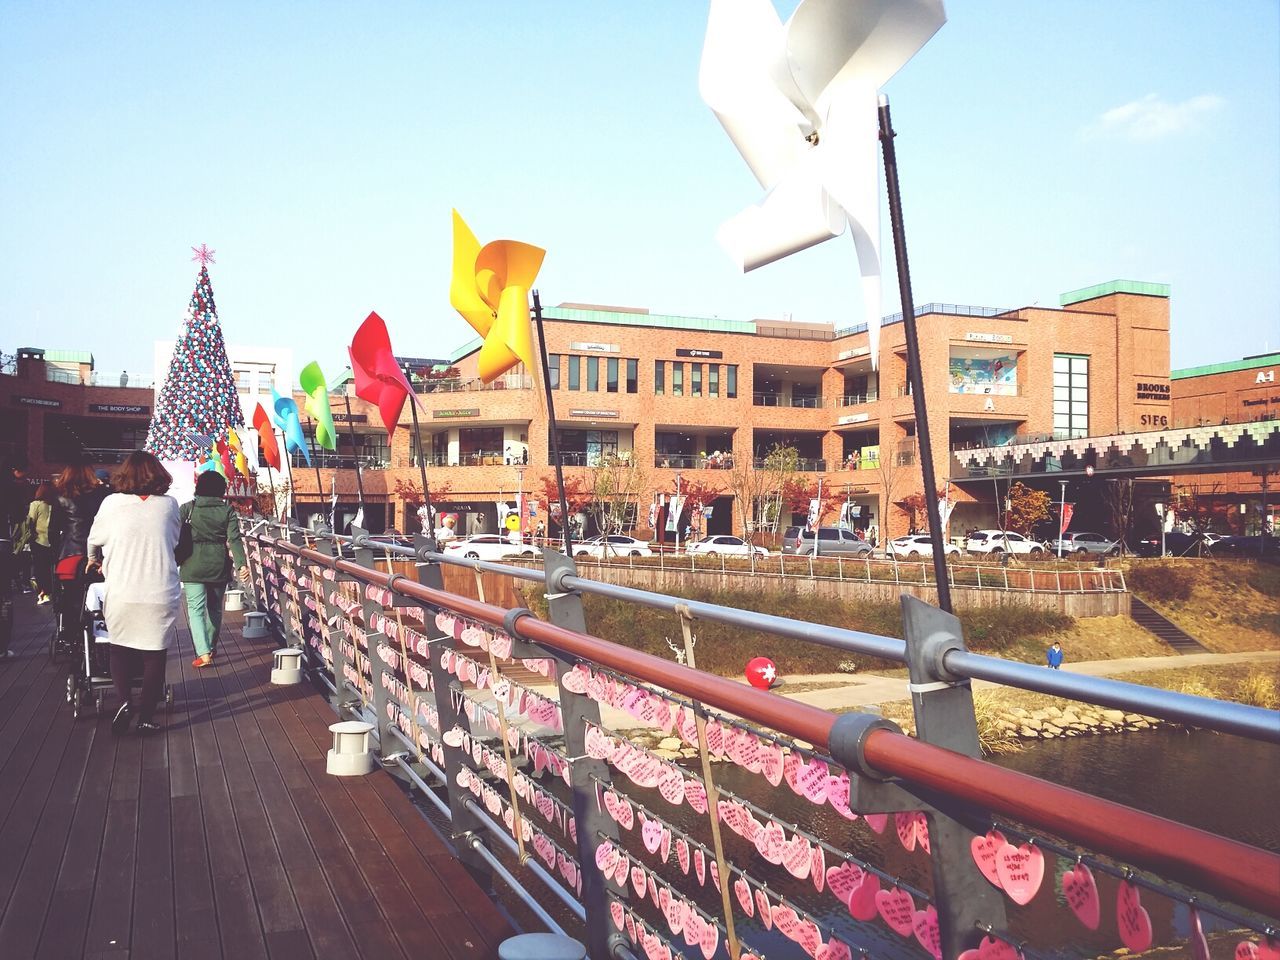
[
  {"xmin": 111, "ymin": 702, "xmax": 133, "ymax": 735},
  {"xmin": 135, "ymin": 720, "xmax": 161, "ymax": 734}
]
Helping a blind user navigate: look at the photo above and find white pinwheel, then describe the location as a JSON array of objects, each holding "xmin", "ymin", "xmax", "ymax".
[{"xmin": 700, "ymin": 0, "xmax": 945, "ymax": 365}]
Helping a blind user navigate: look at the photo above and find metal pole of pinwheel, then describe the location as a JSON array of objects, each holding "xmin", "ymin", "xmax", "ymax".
[{"xmin": 879, "ymin": 94, "xmax": 953, "ymax": 612}]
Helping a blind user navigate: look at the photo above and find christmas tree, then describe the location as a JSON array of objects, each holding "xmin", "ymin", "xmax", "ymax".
[{"xmin": 145, "ymin": 246, "xmax": 245, "ymax": 461}]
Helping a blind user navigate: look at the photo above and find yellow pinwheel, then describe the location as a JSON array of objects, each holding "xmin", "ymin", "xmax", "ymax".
[
  {"xmin": 226, "ymin": 427, "xmax": 250, "ymax": 475},
  {"xmin": 450, "ymin": 210, "xmax": 546, "ymax": 383}
]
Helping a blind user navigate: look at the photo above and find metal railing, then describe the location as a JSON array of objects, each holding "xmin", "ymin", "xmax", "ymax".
[
  {"xmin": 753, "ymin": 392, "xmax": 823, "ymax": 408},
  {"xmin": 45, "ymin": 367, "xmax": 156, "ymax": 389},
  {"xmin": 537, "ymin": 548, "xmax": 1129, "ymax": 595},
  {"xmin": 652, "ymin": 454, "xmax": 735, "ymax": 470},
  {"xmin": 752, "ymin": 456, "xmax": 827, "ymax": 471},
  {"xmin": 409, "ymin": 374, "xmax": 533, "ymax": 394},
  {"xmin": 290, "ymin": 452, "xmax": 389, "ymax": 470},
  {"xmin": 244, "ymin": 521, "xmax": 1279, "ymax": 960},
  {"xmin": 837, "ymin": 392, "xmax": 878, "ymax": 406}
]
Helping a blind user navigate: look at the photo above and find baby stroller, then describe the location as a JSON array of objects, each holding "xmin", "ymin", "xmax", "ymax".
[
  {"xmin": 49, "ymin": 571, "xmax": 84, "ymax": 663},
  {"xmin": 66, "ymin": 582, "xmax": 174, "ymax": 719}
]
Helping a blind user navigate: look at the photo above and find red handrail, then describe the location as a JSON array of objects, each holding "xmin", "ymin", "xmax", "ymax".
[{"xmin": 272, "ymin": 538, "xmax": 1280, "ymax": 918}]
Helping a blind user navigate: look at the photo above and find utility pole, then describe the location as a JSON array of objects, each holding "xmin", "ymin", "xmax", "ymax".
[{"xmin": 1058, "ymin": 480, "xmax": 1068, "ymax": 559}]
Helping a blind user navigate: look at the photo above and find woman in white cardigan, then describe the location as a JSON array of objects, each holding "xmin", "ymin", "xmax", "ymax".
[{"xmin": 87, "ymin": 451, "xmax": 181, "ymax": 734}]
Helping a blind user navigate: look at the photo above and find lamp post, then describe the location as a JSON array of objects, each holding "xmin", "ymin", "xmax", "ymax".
[
  {"xmin": 515, "ymin": 465, "xmax": 525, "ymax": 547},
  {"xmin": 1058, "ymin": 481, "xmax": 1068, "ymax": 559},
  {"xmin": 674, "ymin": 471, "xmax": 683, "ymax": 556}
]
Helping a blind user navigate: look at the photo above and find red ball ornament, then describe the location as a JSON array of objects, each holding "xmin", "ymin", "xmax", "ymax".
[{"xmin": 744, "ymin": 657, "xmax": 778, "ymax": 690}]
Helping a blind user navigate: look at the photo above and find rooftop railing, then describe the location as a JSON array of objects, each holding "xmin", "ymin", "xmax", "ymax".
[{"xmin": 243, "ymin": 521, "xmax": 1279, "ymax": 959}]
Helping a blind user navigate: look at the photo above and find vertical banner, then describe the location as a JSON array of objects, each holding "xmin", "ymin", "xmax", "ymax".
[
  {"xmin": 1059, "ymin": 503, "xmax": 1074, "ymax": 536},
  {"xmin": 806, "ymin": 497, "xmax": 821, "ymax": 530},
  {"xmin": 666, "ymin": 495, "xmax": 685, "ymax": 533}
]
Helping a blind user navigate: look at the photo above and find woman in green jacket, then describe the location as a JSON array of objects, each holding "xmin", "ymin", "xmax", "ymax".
[{"xmin": 180, "ymin": 471, "xmax": 248, "ymax": 667}]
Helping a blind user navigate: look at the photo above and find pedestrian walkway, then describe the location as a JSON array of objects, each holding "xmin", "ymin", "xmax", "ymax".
[{"xmin": 0, "ymin": 593, "xmax": 510, "ymax": 959}]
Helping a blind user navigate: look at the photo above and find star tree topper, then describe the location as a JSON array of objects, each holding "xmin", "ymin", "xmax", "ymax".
[{"xmin": 191, "ymin": 244, "xmax": 217, "ymax": 267}]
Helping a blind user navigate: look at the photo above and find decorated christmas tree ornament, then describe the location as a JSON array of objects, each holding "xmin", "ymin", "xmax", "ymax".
[{"xmin": 145, "ymin": 250, "xmax": 244, "ymax": 460}]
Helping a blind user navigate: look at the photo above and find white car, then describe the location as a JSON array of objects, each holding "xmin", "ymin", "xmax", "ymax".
[
  {"xmin": 965, "ymin": 529, "xmax": 1045, "ymax": 557},
  {"xmin": 573, "ymin": 535, "xmax": 654, "ymax": 558},
  {"xmin": 686, "ymin": 535, "xmax": 769, "ymax": 557},
  {"xmin": 443, "ymin": 534, "xmax": 536, "ymax": 561},
  {"xmin": 886, "ymin": 535, "xmax": 962, "ymax": 559}
]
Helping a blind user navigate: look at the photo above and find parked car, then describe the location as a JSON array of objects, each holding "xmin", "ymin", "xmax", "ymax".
[
  {"xmin": 573, "ymin": 535, "xmax": 654, "ymax": 558},
  {"xmin": 1133, "ymin": 531, "xmax": 1207, "ymax": 557},
  {"xmin": 443, "ymin": 534, "xmax": 536, "ymax": 561},
  {"xmin": 1043, "ymin": 531, "xmax": 1121, "ymax": 557},
  {"xmin": 686, "ymin": 535, "xmax": 769, "ymax": 557},
  {"xmin": 781, "ymin": 526, "xmax": 875, "ymax": 557},
  {"xmin": 965, "ymin": 529, "xmax": 1045, "ymax": 557},
  {"xmin": 886, "ymin": 535, "xmax": 962, "ymax": 559}
]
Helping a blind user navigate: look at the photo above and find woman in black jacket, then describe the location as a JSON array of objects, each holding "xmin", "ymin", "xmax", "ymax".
[
  {"xmin": 51, "ymin": 463, "xmax": 111, "ymax": 644},
  {"xmin": 180, "ymin": 472, "xmax": 247, "ymax": 667}
]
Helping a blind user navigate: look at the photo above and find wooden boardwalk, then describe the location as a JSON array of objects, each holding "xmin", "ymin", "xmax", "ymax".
[{"xmin": 0, "ymin": 592, "xmax": 512, "ymax": 959}]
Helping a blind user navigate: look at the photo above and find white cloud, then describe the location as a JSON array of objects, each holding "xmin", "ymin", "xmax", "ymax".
[{"xmin": 1083, "ymin": 93, "xmax": 1224, "ymax": 142}]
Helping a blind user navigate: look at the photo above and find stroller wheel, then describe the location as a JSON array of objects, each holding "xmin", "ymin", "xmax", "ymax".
[
  {"xmin": 165, "ymin": 685, "xmax": 175, "ymax": 709},
  {"xmin": 95, "ymin": 692, "xmax": 106, "ymax": 716},
  {"xmin": 72, "ymin": 688, "xmax": 84, "ymax": 720},
  {"xmin": 66, "ymin": 673, "xmax": 76, "ymax": 704},
  {"xmin": 49, "ymin": 632, "xmax": 59, "ymax": 663}
]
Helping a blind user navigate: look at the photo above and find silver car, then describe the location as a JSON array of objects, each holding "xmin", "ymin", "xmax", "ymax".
[
  {"xmin": 781, "ymin": 526, "xmax": 875, "ymax": 557},
  {"xmin": 1043, "ymin": 531, "xmax": 1121, "ymax": 557}
]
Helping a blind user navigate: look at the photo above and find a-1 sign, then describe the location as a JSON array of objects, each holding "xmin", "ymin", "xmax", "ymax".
[{"xmin": 1257, "ymin": 369, "xmax": 1275, "ymax": 384}]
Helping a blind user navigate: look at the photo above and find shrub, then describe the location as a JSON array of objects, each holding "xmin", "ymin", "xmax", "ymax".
[
  {"xmin": 1127, "ymin": 564, "xmax": 1195, "ymax": 603},
  {"xmin": 1235, "ymin": 668, "xmax": 1279, "ymax": 709}
]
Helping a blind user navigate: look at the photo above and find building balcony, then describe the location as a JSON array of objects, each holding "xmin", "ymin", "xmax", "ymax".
[
  {"xmin": 81, "ymin": 447, "xmax": 134, "ymax": 464},
  {"xmin": 753, "ymin": 456, "xmax": 826, "ymax": 472},
  {"xmin": 837, "ymin": 392, "xmax": 878, "ymax": 406},
  {"xmin": 753, "ymin": 392, "xmax": 824, "ymax": 409},
  {"xmin": 291, "ymin": 452, "xmax": 390, "ymax": 470},
  {"xmin": 653, "ymin": 453, "xmax": 736, "ymax": 470},
  {"xmin": 410, "ymin": 374, "xmax": 532, "ymax": 395}
]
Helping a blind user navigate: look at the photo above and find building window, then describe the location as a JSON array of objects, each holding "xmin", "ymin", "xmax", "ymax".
[
  {"xmin": 587, "ymin": 356, "xmax": 600, "ymax": 392},
  {"xmin": 655, "ymin": 360, "xmax": 664, "ymax": 395},
  {"xmin": 626, "ymin": 358, "xmax": 638, "ymax": 394},
  {"xmin": 727, "ymin": 365, "xmax": 738, "ymax": 399},
  {"xmin": 568, "ymin": 356, "xmax": 580, "ymax": 391},
  {"xmin": 672, "ymin": 363, "xmax": 684, "ymax": 396},
  {"xmin": 709, "ymin": 365, "xmax": 719, "ymax": 397},
  {"xmin": 1053, "ymin": 354, "xmax": 1089, "ymax": 438},
  {"xmin": 606, "ymin": 357, "xmax": 619, "ymax": 393},
  {"xmin": 549, "ymin": 354, "xmax": 561, "ymax": 390},
  {"xmin": 235, "ymin": 368, "xmax": 253, "ymax": 395},
  {"xmin": 691, "ymin": 364, "xmax": 702, "ymax": 397}
]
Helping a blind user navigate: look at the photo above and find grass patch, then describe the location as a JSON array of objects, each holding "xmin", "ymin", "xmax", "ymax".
[
  {"xmin": 522, "ymin": 583, "xmax": 1071, "ymax": 677},
  {"xmin": 1123, "ymin": 559, "xmax": 1280, "ymax": 652}
]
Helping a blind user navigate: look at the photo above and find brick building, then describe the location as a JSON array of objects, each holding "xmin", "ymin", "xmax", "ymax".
[
  {"xmin": 283, "ymin": 279, "xmax": 1172, "ymax": 542},
  {"xmin": 1170, "ymin": 352, "xmax": 1279, "ymax": 534}
]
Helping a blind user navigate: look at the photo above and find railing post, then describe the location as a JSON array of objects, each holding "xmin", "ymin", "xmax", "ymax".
[
  {"xmin": 353, "ymin": 533, "xmax": 392, "ymax": 742},
  {"xmin": 899, "ymin": 595, "xmax": 1007, "ymax": 956},
  {"xmin": 542, "ymin": 550, "xmax": 627, "ymax": 960},
  {"xmin": 410, "ymin": 534, "xmax": 495, "ymax": 889}
]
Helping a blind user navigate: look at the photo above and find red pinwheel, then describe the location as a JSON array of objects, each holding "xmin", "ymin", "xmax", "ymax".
[
  {"xmin": 252, "ymin": 403, "xmax": 281, "ymax": 470},
  {"xmin": 349, "ymin": 311, "xmax": 421, "ymax": 439}
]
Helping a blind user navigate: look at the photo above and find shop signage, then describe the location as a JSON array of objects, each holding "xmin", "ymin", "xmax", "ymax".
[
  {"xmin": 1242, "ymin": 396, "xmax": 1279, "ymax": 407},
  {"xmin": 15, "ymin": 396, "xmax": 61, "ymax": 409},
  {"xmin": 1140, "ymin": 415, "xmax": 1169, "ymax": 427},
  {"xmin": 964, "ymin": 332, "xmax": 1014, "ymax": 344},
  {"xmin": 333, "ymin": 413, "xmax": 368, "ymax": 423},
  {"xmin": 837, "ymin": 346, "xmax": 871, "ymax": 360},
  {"xmin": 433, "ymin": 408, "xmax": 480, "ymax": 419},
  {"xmin": 569, "ymin": 409, "xmax": 619, "ymax": 419},
  {"xmin": 436, "ymin": 502, "xmax": 486, "ymax": 513},
  {"xmin": 837, "ymin": 413, "xmax": 869, "ymax": 425},
  {"xmin": 569, "ymin": 341, "xmax": 619, "ymax": 353},
  {"xmin": 89, "ymin": 403, "xmax": 150, "ymax": 415},
  {"xmin": 1257, "ymin": 369, "xmax": 1276, "ymax": 384},
  {"xmin": 1135, "ymin": 381, "xmax": 1170, "ymax": 401},
  {"xmin": 676, "ymin": 348, "xmax": 723, "ymax": 359}
]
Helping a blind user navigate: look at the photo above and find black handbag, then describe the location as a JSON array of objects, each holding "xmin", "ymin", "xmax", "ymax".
[{"xmin": 175, "ymin": 503, "xmax": 194, "ymax": 565}]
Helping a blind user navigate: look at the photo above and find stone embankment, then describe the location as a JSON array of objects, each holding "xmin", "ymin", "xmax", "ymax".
[{"xmin": 900, "ymin": 704, "xmax": 1165, "ymax": 743}]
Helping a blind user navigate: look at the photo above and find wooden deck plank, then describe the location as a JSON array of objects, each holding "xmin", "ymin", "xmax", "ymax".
[{"xmin": 0, "ymin": 592, "xmax": 518, "ymax": 960}]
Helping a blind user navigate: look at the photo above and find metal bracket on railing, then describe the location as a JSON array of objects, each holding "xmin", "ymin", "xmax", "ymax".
[{"xmin": 829, "ymin": 712, "xmax": 940, "ymax": 815}]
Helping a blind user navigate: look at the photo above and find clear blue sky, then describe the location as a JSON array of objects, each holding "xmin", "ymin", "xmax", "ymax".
[{"xmin": 2, "ymin": 1, "xmax": 1276, "ymax": 380}]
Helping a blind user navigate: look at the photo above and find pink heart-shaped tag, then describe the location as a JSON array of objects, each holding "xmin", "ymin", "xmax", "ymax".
[
  {"xmin": 826, "ymin": 771, "xmax": 858, "ymax": 821},
  {"xmin": 676, "ymin": 838, "xmax": 690, "ymax": 875},
  {"xmin": 610, "ymin": 900, "xmax": 625, "ymax": 930},
  {"xmin": 705, "ymin": 719, "xmax": 725, "ymax": 755},
  {"xmin": 641, "ymin": 816, "xmax": 663, "ymax": 854},
  {"xmin": 630, "ymin": 865, "xmax": 647, "ymax": 898},
  {"xmin": 978, "ymin": 935, "xmax": 1020, "ymax": 960},
  {"xmin": 792, "ymin": 756, "xmax": 831, "ymax": 803},
  {"xmin": 781, "ymin": 834, "xmax": 813, "ymax": 880},
  {"xmin": 560, "ymin": 664, "xmax": 589, "ymax": 694},
  {"xmin": 795, "ymin": 920, "xmax": 823, "ymax": 959},
  {"xmin": 1061, "ymin": 863, "xmax": 1100, "ymax": 930},
  {"xmin": 755, "ymin": 888, "xmax": 773, "ymax": 929},
  {"xmin": 811, "ymin": 843, "xmax": 826, "ymax": 893},
  {"xmin": 595, "ymin": 840, "xmax": 619, "ymax": 876},
  {"xmin": 659, "ymin": 827, "xmax": 671, "ymax": 864},
  {"xmin": 895, "ymin": 812, "xmax": 918, "ymax": 852},
  {"xmin": 1236, "ymin": 944, "xmax": 1259, "ymax": 960},
  {"xmin": 660, "ymin": 887, "xmax": 685, "ymax": 936},
  {"xmin": 698, "ymin": 919, "xmax": 719, "ymax": 960},
  {"xmin": 826, "ymin": 862, "xmax": 866, "ymax": 906},
  {"xmin": 613, "ymin": 855, "xmax": 629, "ymax": 887},
  {"xmin": 994, "ymin": 842, "xmax": 1044, "ymax": 905},
  {"xmin": 734, "ymin": 877, "xmax": 754, "ymax": 916},
  {"xmin": 875, "ymin": 886, "xmax": 915, "ymax": 936},
  {"xmin": 1116, "ymin": 880, "xmax": 1153, "ymax": 952},
  {"xmin": 657, "ymin": 766, "xmax": 685, "ymax": 807},
  {"xmin": 912, "ymin": 906, "xmax": 942, "ymax": 960},
  {"xmin": 848, "ymin": 872, "xmax": 880, "ymax": 922},
  {"xmin": 863, "ymin": 812, "xmax": 889, "ymax": 834},
  {"xmin": 817, "ymin": 938, "xmax": 853, "ymax": 960},
  {"xmin": 684, "ymin": 779, "xmax": 708, "ymax": 815},
  {"xmin": 770, "ymin": 904, "xmax": 801, "ymax": 939},
  {"xmin": 694, "ymin": 847, "xmax": 706, "ymax": 886},
  {"xmin": 755, "ymin": 820, "xmax": 786, "ymax": 864},
  {"xmin": 970, "ymin": 829, "xmax": 1006, "ymax": 888},
  {"xmin": 760, "ymin": 741, "xmax": 785, "ymax": 785}
]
